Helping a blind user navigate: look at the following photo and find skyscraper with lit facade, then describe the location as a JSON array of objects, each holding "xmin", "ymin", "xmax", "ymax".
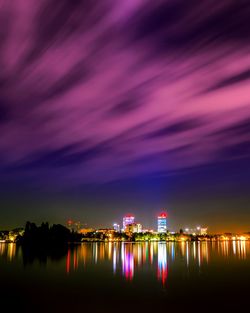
[
  {"xmin": 122, "ymin": 215, "xmax": 135, "ymax": 231},
  {"xmin": 157, "ymin": 213, "xmax": 167, "ymax": 233},
  {"xmin": 113, "ymin": 223, "xmax": 120, "ymax": 232}
]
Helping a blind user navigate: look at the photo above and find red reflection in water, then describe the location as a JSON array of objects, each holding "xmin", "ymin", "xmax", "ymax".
[
  {"xmin": 157, "ymin": 264, "xmax": 168, "ymax": 286},
  {"xmin": 73, "ymin": 249, "xmax": 78, "ymax": 270},
  {"xmin": 157, "ymin": 244, "xmax": 168, "ymax": 286},
  {"xmin": 66, "ymin": 249, "xmax": 70, "ymax": 274}
]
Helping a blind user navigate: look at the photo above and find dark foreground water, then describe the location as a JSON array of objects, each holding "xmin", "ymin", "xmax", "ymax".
[{"xmin": 0, "ymin": 241, "xmax": 250, "ymax": 312}]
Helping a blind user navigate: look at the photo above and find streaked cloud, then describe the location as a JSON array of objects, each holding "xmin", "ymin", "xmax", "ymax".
[{"xmin": 0, "ymin": 0, "xmax": 250, "ymax": 189}]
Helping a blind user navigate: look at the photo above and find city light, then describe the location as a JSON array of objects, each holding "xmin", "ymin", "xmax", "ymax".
[
  {"xmin": 113, "ymin": 223, "xmax": 120, "ymax": 232},
  {"xmin": 122, "ymin": 215, "xmax": 135, "ymax": 231},
  {"xmin": 157, "ymin": 212, "xmax": 167, "ymax": 233}
]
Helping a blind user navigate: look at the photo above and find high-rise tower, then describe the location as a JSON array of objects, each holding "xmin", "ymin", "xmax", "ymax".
[
  {"xmin": 122, "ymin": 214, "xmax": 135, "ymax": 231},
  {"xmin": 157, "ymin": 212, "xmax": 167, "ymax": 233}
]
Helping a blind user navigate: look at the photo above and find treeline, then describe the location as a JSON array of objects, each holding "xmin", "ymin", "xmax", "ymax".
[{"xmin": 17, "ymin": 221, "xmax": 81, "ymax": 246}]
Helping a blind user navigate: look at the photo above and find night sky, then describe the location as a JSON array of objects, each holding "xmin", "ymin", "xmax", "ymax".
[{"xmin": 0, "ymin": 0, "xmax": 250, "ymax": 232}]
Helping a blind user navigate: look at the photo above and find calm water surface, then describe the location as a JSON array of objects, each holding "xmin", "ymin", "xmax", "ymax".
[{"xmin": 1, "ymin": 241, "xmax": 250, "ymax": 312}]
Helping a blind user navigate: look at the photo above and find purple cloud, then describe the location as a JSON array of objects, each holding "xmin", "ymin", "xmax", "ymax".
[{"xmin": 0, "ymin": 0, "xmax": 250, "ymax": 189}]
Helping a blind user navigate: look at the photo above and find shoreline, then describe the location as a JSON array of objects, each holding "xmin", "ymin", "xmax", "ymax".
[{"xmin": 1, "ymin": 239, "xmax": 249, "ymax": 244}]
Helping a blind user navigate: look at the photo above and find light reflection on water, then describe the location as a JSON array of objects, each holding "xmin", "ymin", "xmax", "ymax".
[
  {"xmin": 0, "ymin": 241, "xmax": 249, "ymax": 286},
  {"xmin": 157, "ymin": 243, "xmax": 168, "ymax": 286},
  {"xmin": 0, "ymin": 242, "xmax": 16, "ymax": 260}
]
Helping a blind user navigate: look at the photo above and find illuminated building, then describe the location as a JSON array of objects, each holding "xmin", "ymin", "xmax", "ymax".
[
  {"xmin": 96, "ymin": 229, "xmax": 115, "ymax": 240},
  {"xmin": 184, "ymin": 227, "xmax": 208, "ymax": 235},
  {"xmin": 125, "ymin": 223, "xmax": 143, "ymax": 234},
  {"xmin": 125, "ymin": 224, "xmax": 134, "ymax": 234},
  {"xmin": 97, "ymin": 229, "xmax": 115, "ymax": 235},
  {"xmin": 113, "ymin": 223, "xmax": 120, "ymax": 232},
  {"xmin": 157, "ymin": 212, "xmax": 167, "ymax": 233},
  {"xmin": 200, "ymin": 227, "xmax": 208, "ymax": 235},
  {"xmin": 133, "ymin": 223, "xmax": 142, "ymax": 233},
  {"xmin": 122, "ymin": 215, "xmax": 135, "ymax": 231},
  {"xmin": 142, "ymin": 229, "xmax": 154, "ymax": 233},
  {"xmin": 79, "ymin": 228, "xmax": 95, "ymax": 234}
]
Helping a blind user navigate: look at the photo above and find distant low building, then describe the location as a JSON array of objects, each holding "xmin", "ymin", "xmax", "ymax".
[
  {"xmin": 184, "ymin": 226, "xmax": 208, "ymax": 236},
  {"xmin": 0, "ymin": 228, "xmax": 24, "ymax": 242},
  {"xmin": 199, "ymin": 227, "xmax": 208, "ymax": 235},
  {"xmin": 97, "ymin": 229, "xmax": 115, "ymax": 235},
  {"xmin": 125, "ymin": 223, "xmax": 143, "ymax": 234},
  {"xmin": 142, "ymin": 229, "xmax": 154, "ymax": 233},
  {"xmin": 79, "ymin": 228, "xmax": 95, "ymax": 234},
  {"xmin": 133, "ymin": 223, "xmax": 142, "ymax": 233},
  {"xmin": 96, "ymin": 229, "xmax": 115, "ymax": 240}
]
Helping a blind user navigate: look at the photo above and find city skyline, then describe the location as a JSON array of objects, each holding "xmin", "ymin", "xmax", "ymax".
[
  {"xmin": 0, "ymin": 1, "xmax": 250, "ymax": 232},
  {"xmin": 0, "ymin": 211, "xmax": 238, "ymax": 235}
]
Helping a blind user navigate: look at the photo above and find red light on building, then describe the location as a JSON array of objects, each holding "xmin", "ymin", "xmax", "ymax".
[
  {"xmin": 158, "ymin": 212, "xmax": 167, "ymax": 218},
  {"xmin": 125, "ymin": 214, "xmax": 134, "ymax": 218}
]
